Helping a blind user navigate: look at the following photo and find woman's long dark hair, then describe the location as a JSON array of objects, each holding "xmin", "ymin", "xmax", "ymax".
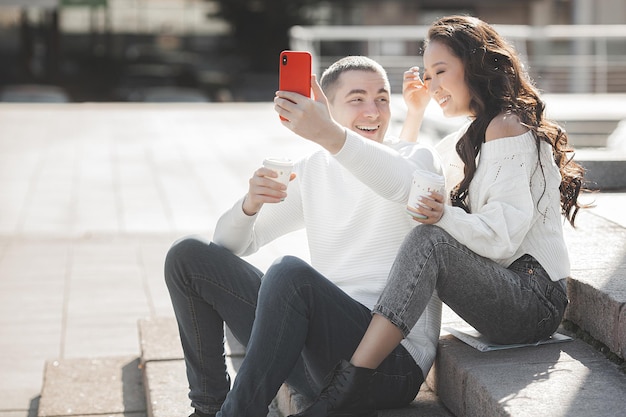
[{"xmin": 425, "ymin": 15, "xmax": 589, "ymax": 226}]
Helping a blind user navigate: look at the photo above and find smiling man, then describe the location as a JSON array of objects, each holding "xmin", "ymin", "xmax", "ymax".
[
  {"xmin": 165, "ymin": 56, "xmax": 443, "ymax": 417},
  {"xmin": 320, "ymin": 59, "xmax": 392, "ymax": 143}
]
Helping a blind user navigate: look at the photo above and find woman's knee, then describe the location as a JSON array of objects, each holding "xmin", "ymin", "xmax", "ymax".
[
  {"xmin": 397, "ymin": 225, "xmax": 448, "ymax": 258},
  {"xmin": 407, "ymin": 224, "xmax": 446, "ymax": 242}
]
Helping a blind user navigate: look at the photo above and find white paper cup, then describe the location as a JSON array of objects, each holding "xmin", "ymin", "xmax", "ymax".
[
  {"xmin": 263, "ymin": 157, "xmax": 294, "ymax": 188},
  {"xmin": 407, "ymin": 169, "xmax": 445, "ymax": 219}
]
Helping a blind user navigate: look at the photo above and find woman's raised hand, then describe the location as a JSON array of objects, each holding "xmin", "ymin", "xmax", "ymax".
[{"xmin": 403, "ymin": 66, "xmax": 430, "ymax": 114}]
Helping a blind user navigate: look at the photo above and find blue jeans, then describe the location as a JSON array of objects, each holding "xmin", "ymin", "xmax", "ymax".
[
  {"xmin": 164, "ymin": 236, "xmax": 423, "ymax": 417},
  {"xmin": 374, "ymin": 225, "xmax": 569, "ymax": 345}
]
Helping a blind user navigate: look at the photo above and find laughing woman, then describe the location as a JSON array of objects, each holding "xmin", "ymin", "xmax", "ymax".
[{"xmin": 289, "ymin": 15, "xmax": 590, "ymax": 417}]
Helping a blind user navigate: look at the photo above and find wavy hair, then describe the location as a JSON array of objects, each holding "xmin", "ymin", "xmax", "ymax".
[{"xmin": 424, "ymin": 15, "xmax": 589, "ymax": 226}]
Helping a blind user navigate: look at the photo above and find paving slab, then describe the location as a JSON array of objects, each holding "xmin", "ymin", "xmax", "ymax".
[
  {"xmin": 139, "ymin": 317, "xmax": 185, "ymax": 363},
  {"xmin": 38, "ymin": 356, "xmax": 146, "ymax": 417},
  {"xmin": 138, "ymin": 317, "xmax": 245, "ymax": 363},
  {"xmin": 428, "ymin": 335, "xmax": 626, "ymax": 417}
]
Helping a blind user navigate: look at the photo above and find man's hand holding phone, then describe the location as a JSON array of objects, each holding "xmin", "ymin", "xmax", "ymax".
[
  {"xmin": 275, "ymin": 76, "xmax": 345, "ymax": 153},
  {"xmin": 275, "ymin": 51, "xmax": 346, "ymax": 154}
]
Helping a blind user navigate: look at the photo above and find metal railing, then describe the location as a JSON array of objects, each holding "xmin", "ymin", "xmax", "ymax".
[{"xmin": 289, "ymin": 24, "xmax": 626, "ymax": 95}]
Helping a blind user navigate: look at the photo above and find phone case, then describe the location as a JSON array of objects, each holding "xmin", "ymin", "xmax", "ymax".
[{"xmin": 279, "ymin": 50, "xmax": 312, "ymax": 97}]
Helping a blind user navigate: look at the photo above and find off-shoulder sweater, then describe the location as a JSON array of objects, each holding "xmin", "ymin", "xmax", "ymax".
[{"xmin": 436, "ymin": 128, "xmax": 570, "ymax": 282}]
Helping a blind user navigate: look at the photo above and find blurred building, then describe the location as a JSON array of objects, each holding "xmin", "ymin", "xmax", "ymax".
[
  {"xmin": 0, "ymin": 0, "xmax": 624, "ymax": 101},
  {"xmin": 294, "ymin": 0, "xmax": 626, "ymax": 95}
]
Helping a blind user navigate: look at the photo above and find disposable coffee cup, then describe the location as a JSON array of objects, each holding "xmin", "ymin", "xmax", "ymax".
[
  {"xmin": 406, "ymin": 169, "xmax": 445, "ymax": 219},
  {"xmin": 263, "ymin": 157, "xmax": 294, "ymax": 188}
]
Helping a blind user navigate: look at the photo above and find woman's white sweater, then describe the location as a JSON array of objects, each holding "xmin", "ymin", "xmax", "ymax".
[{"xmin": 436, "ymin": 128, "xmax": 570, "ymax": 281}]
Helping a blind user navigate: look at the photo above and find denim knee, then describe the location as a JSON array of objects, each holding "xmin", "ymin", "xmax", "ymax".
[
  {"xmin": 165, "ymin": 236, "xmax": 194, "ymax": 281},
  {"xmin": 164, "ymin": 235, "xmax": 215, "ymax": 286},
  {"xmin": 260, "ymin": 256, "xmax": 315, "ymax": 296},
  {"xmin": 406, "ymin": 223, "xmax": 447, "ymax": 245}
]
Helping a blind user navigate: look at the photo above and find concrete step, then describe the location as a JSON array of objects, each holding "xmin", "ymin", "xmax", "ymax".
[
  {"xmin": 37, "ymin": 356, "xmax": 146, "ymax": 417},
  {"xmin": 38, "ymin": 312, "xmax": 624, "ymax": 417},
  {"xmin": 136, "ymin": 315, "xmax": 626, "ymax": 417},
  {"xmin": 563, "ymin": 209, "xmax": 626, "ymax": 361},
  {"xmin": 138, "ymin": 317, "xmax": 245, "ymax": 417},
  {"xmin": 560, "ymin": 120, "xmax": 620, "ymax": 148},
  {"xmin": 427, "ymin": 334, "xmax": 626, "ymax": 417},
  {"xmin": 573, "ymin": 148, "xmax": 626, "ymax": 191}
]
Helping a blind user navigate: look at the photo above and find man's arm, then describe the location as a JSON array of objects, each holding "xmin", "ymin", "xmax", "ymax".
[
  {"xmin": 334, "ymin": 130, "xmax": 442, "ymax": 203},
  {"xmin": 213, "ymin": 164, "xmax": 302, "ymax": 256}
]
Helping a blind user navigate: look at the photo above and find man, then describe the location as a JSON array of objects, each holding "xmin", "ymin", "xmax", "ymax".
[{"xmin": 165, "ymin": 56, "xmax": 443, "ymax": 417}]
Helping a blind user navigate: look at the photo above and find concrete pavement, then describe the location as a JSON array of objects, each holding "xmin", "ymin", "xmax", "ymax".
[
  {"xmin": 0, "ymin": 102, "xmax": 317, "ymax": 417},
  {"xmin": 0, "ymin": 102, "xmax": 625, "ymax": 417}
]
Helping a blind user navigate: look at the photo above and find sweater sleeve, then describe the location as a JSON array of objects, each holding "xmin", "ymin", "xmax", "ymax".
[
  {"xmin": 332, "ymin": 130, "xmax": 443, "ymax": 203},
  {"xmin": 213, "ymin": 172, "xmax": 305, "ymax": 256},
  {"xmin": 436, "ymin": 139, "xmax": 536, "ymax": 261}
]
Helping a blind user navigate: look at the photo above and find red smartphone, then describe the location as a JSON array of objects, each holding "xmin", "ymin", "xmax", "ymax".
[{"xmin": 279, "ymin": 50, "xmax": 312, "ymax": 98}]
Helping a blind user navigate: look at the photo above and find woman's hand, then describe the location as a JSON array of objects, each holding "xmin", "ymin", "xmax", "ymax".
[
  {"xmin": 242, "ymin": 167, "xmax": 296, "ymax": 216},
  {"xmin": 274, "ymin": 75, "xmax": 346, "ymax": 154},
  {"xmin": 409, "ymin": 191, "xmax": 445, "ymax": 224},
  {"xmin": 399, "ymin": 67, "xmax": 430, "ymax": 142},
  {"xmin": 402, "ymin": 67, "xmax": 430, "ymax": 113}
]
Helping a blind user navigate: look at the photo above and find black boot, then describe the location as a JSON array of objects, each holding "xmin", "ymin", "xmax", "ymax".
[{"xmin": 289, "ymin": 359, "xmax": 377, "ymax": 417}]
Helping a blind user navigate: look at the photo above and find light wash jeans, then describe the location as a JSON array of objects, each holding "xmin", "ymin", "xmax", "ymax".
[
  {"xmin": 164, "ymin": 236, "xmax": 423, "ymax": 417},
  {"xmin": 374, "ymin": 225, "xmax": 568, "ymax": 345}
]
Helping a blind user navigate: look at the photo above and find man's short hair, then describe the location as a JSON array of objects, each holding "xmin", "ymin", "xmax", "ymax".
[{"xmin": 320, "ymin": 56, "xmax": 390, "ymax": 102}]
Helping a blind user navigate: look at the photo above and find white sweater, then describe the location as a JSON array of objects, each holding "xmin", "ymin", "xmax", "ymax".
[
  {"xmin": 436, "ymin": 127, "xmax": 570, "ymax": 281},
  {"xmin": 214, "ymin": 129, "xmax": 443, "ymax": 375}
]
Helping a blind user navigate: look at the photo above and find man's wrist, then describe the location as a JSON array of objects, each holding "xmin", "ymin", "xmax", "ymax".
[{"xmin": 323, "ymin": 124, "xmax": 347, "ymax": 154}]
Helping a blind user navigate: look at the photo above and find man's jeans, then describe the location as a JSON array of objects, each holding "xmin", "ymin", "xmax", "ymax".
[
  {"xmin": 374, "ymin": 225, "xmax": 569, "ymax": 345},
  {"xmin": 164, "ymin": 236, "xmax": 423, "ymax": 416}
]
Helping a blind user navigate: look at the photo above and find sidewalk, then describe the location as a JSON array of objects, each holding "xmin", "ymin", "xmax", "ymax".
[{"xmin": 0, "ymin": 102, "xmax": 625, "ymax": 417}]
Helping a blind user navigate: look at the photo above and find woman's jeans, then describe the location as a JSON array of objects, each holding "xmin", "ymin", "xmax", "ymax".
[
  {"xmin": 375, "ymin": 225, "xmax": 569, "ymax": 345},
  {"xmin": 164, "ymin": 236, "xmax": 423, "ymax": 417}
]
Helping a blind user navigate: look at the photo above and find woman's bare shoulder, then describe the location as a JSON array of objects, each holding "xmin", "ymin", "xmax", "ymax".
[{"xmin": 485, "ymin": 113, "xmax": 529, "ymax": 142}]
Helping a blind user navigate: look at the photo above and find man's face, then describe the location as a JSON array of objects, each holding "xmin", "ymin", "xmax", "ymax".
[{"xmin": 328, "ymin": 70, "xmax": 391, "ymax": 143}]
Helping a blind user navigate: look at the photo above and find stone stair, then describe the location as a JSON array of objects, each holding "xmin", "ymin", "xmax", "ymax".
[
  {"xmin": 36, "ymin": 315, "xmax": 626, "ymax": 417},
  {"xmin": 36, "ymin": 209, "xmax": 626, "ymax": 417}
]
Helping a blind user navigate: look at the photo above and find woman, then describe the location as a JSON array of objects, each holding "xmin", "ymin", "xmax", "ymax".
[{"xmin": 289, "ymin": 15, "xmax": 589, "ymax": 417}]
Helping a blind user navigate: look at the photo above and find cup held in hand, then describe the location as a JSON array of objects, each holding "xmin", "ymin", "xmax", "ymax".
[
  {"xmin": 407, "ymin": 170, "xmax": 445, "ymax": 219},
  {"xmin": 263, "ymin": 157, "xmax": 294, "ymax": 188}
]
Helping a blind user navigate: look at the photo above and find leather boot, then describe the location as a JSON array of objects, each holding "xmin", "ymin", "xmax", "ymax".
[{"xmin": 289, "ymin": 359, "xmax": 377, "ymax": 417}]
